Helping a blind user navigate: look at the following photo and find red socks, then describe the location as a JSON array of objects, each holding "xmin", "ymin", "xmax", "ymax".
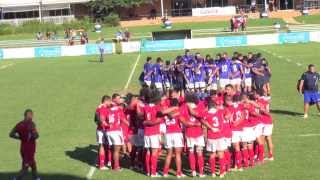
[
  {"xmin": 209, "ymin": 156, "xmax": 216, "ymax": 174},
  {"xmin": 145, "ymin": 151, "xmax": 151, "ymax": 175},
  {"xmin": 151, "ymin": 154, "xmax": 158, "ymax": 175},
  {"xmin": 235, "ymin": 151, "xmax": 242, "ymax": 169},
  {"xmin": 188, "ymin": 152, "xmax": 196, "ymax": 172},
  {"xmin": 99, "ymin": 147, "xmax": 105, "ymax": 169},
  {"xmin": 224, "ymin": 150, "xmax": 231, "ymax": 171},
  {"xmin": 219, "ymin": 157, "xmax": 225, "ymax": 175},
  {"xmin": 242, "ymin": 149, "xmax": 249, "ymax": 168},
  {"xmin": 249, "ymin": 148, "xmax": 255, "ymax": 167},
  {"xmin": 197, "ymin": 154, "xmax": 204, "ymax": 175},
  {"xmin": 258, "ymin": 144, "xmax": 264, "ymax": 162}
]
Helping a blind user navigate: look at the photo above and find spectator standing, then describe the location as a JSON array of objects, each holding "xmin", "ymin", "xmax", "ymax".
[
  {"xmin": 99, "ymin": 38, "xmax": 105, "ymax": 63},
  {"xmin": 299, "ymin": 64, "xmax": 320, "ymax": 119}
]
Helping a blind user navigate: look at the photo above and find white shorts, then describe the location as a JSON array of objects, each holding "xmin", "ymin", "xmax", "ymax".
[
  {"xmin": 96, "ymin": 130, "xmax": 107, "ymax": 144},
  {"xmin": 242, "ymin": 127, "xmax": 256, "ymax": 142},
  {"xmin": 186, "ymin": 136, "xmax": 205, "ymax": 148},
  {"xmin": 206, "ymin": 138, "xmax": 227, "ymax": 152},
  {"xmin": 164, "ymin": 82, "xmax": 171, "ymax": 89},
  {"xmin": 144, "ymin": 80, "xmax": 151, "ymax": 87},
  {"xmin": 186, "ymin": 83, "xmax": 195, "ymax": 89},
  {"xmin": 219, "ymin": 79, "xmax": 230, "ymax": 88},
  {"xmin": 262, "ymin": 124, "xmax": 273, "ymax": 136},
  {"xmin": 230, "ymin": 78, "xmax": 241, "ymax": 85},
  {"xmin": 164, "ymin": 133, "xmax": 184, "ymax": 149},
  {"xmin": 106, "ymin": 130, "xmax": 124, "ymax": 146},
  {"xmin": 231, "ymin": 131, "xmax": 243, "ymax": 143},
  {"xmin": 255, "ymin": 123, "xmax": 264, "ymax": 138},
  {"xmin": 155, "ymin": 82, "xmax": 163, "ymax": 89},
  {"xmin": 224, "ymin": 137, "xmax": 232, "ymax": 147},
  {"xmin": 160, "ymin": 123, "xmax": 167, "ymax": 134},
  {"xmin": 244, "ymin": 78, "xmax": 252, "ymax": 87},
  {"xmin": 144, "ymin": 134, "xmax": 161, "ymax": 149},
  {"xmin": 195, "ymin": 81, "xmax": 206, "ymax": 89},
  {"xmin": 207, "ymin": 83, "xmax": 218, "ymax": 91}
]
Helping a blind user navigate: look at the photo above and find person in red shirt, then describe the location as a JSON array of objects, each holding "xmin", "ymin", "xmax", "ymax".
[
  {"xmin": 241, "ymin": 93, "xmax": 260, "ymax": 167},
  {"xmin": 162, "ymin": 98, "xmax": 186, "ymax": 178},
  {"xmin": 180, "ymin": 94, "xmax": 205, "ymax": 177},
  {"xmin": 124, "ymin": 95, "xmax": 142, "ymax": 169},
  {"xmin": 255, "ymin": 91, "xmax": 274, "ymax": 161},
  {"xmin": 225, "ymin": 95, "xmax": 245, "ymax": 171},
  {"xmin": 141, "ymin": 94, "xmax": 163, "ymax": 177},
  {"xmin": 106, "ymin": 93, "xmax": 129, "ymax": 171},
  {"xmin": 95, "ymin": 95, "xmax": 112, "ymax": 170},
  {"xmin": 202, "ymin": 99, "xmax": 226, "ymax": 178},
  {"xmin": 9, "ymin": 109, "xmax": 40, "ymax": 180}
]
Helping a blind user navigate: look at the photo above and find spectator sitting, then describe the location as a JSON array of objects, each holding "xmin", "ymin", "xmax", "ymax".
[
  {"xmin": 36, "ymin": 32, "xmax": 43, "ymax": 40},
  {"xmin": 162, "ymin": 15, "xmax": 172, "ymax": 29},
  {"xmin": 51, "ymin": 31, "xmax": 57, "ymax": 40},
  {"xmin": 116, "ymin": 30, "xmax": 123, "ymax": 42}
]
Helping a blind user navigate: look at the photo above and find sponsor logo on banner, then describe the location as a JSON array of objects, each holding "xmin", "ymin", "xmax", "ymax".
[
  {"xmin": 216, "ymin": 36, "xmax": 247, "ymax": 47},
  {"xmin": 0, "ymin": 49, "xmax": 3, "ymax": 60},
  {"xmin": 279, "ymin": 32, "xmax": 310, "ymax": 44},
  {"xmin": 192, "ymin": 6, "xmax": 236, "ymax": 16},
  {"xmin": 86, "ymin": 43, "xmax": 113, "ymax": 55},
  {"xmin": 34, "ymin": 47, "xmax": 61, "ymax": 57},
  {"xmin": 141, "ymin": 39, "xmax": 184, "ymax": 52}
]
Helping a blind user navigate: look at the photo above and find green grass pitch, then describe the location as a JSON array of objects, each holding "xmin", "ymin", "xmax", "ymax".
[{"xmin": 0, "ymin": 42, "xmax": 320, "ymax": 180}]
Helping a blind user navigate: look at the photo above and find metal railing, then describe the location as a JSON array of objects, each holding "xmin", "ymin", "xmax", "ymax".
[{"xmin": 0, "ymin": 15, "xmax": 75, "ymax": 26}]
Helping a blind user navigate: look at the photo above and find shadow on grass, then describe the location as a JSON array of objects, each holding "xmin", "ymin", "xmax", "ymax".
[
  {"xmin": 65, "ymin": 144, "xmax": 98, "ymax": 167},
  {"xmin": 0, "ymin": 172, "xmax": 85, "ymax": 180},
  {"xmin": 88, "ymin": 60, "xmax": 102, "ymax": 63},
  {"xmin": 271, "ymin": 109, "xmax": 304, "ymax": 116}
]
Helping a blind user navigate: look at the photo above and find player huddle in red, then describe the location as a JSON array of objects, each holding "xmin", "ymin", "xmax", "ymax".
[{"xmin": 95, "ymin": 84, "xmax": 274, "ymax": 178}]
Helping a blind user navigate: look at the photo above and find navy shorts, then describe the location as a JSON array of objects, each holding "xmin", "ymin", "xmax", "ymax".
[{"xmin": 304, "ymin": 91, "xmax": 320, "ymax": 104}]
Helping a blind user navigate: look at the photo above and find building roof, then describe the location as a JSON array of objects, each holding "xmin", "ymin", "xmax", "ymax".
[{"xmin": 0, "ymin": 0, "xmax": 90, "ymax": 7}]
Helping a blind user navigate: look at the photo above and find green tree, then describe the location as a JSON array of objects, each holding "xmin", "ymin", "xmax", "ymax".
[{"xmin": 88, "ymin": 0, "xmax": 154, "ymax": 20}]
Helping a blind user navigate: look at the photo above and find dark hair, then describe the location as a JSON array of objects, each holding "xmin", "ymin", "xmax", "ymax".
[
  {"xmin": 308, "ymin": 64, "xmax": 315, "ymax": 69},
  {"xmin": 185, "ymin": 93, "xmax": 198, "ymax": 104},
  {"xmin": 101, "ymin": 95, "xmax": 110, "ymax": 103},
  {"xmin": 165, "ymin": 60, "xmax": 170, "ymax": 66},
  {"xmin": 225, "ymin": 84, "xmax": 234, "ymax": 89},
  {"xmin": 112, "ymin": 93, "xmax": 120, "ymax": 100},
  {"xmin": 170, "ymin": 98, "xmax": 179, "ymax": 107},
  {"xmin": 24, "ymin": 109, "xmax": 33, "ymax": 117},
  {"xmin": 146, "ymin": 57, "xmax": 152, "ymax": 62},
  {"xmin": 207, "ymin": 98, "xmax": 216, "ymax": 109},
  {"xmin": 156, "ymin": 57, "xmax": 163, "ymax": 63}
]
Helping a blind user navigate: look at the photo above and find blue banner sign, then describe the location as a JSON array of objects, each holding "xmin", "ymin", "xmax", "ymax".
[
  {"xmin": 216, "ymin": 36, "xmax": 247, "ymax": 47},
  {"xmin": 279, "ymin": 32, "xmax": 310, "ymax": 44},
  {"xmin": 85, "ymin": 43, "xmax": 113, "ymax": 55},
  {"xmin": 34, "ymin": 46, "xmax": 61, "ymax": 57},
  {"xmin": 0, "ymin": 49, "xmax": 3, "ymax": 60},
  {"xmin": 141, "ymin": 39, "xmax": 184, "ymax": 52}
]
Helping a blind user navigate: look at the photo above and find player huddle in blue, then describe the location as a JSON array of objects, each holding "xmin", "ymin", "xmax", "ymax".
[{"xmin": 139, "ymin": 50, "xmax": 271, "ymax": 96}]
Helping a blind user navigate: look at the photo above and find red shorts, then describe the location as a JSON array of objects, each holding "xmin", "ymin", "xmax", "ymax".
[{"xmin": 20, "ymin": 149, "xmax": 35, "ymax": 167}]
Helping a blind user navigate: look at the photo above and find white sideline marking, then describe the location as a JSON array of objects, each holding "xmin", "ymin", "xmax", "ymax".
[
  {"xmin": 0, "ymin": 63, "xmax": 14, "ymax": 70},
  {"xmin": 296, "ymin": 62, "xmax": 302, "ymax": 66},
  {"xmin": 278, "ymin": 56, "xmax": 283, "ymax": 59},
  {"xmin": 287, "ymin": 58, "xmax": 291, "ymax": 62},
  {"xmin": 86, "ymin": 166, "xmax": 96, "ymax": 179},
  {"xmin": 298, "ymin": 133, "xmax": 320, "ymax": 137},
  {"xmin": 124, "ymin": 53, "xmax": 141, "ymax": 89}
]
